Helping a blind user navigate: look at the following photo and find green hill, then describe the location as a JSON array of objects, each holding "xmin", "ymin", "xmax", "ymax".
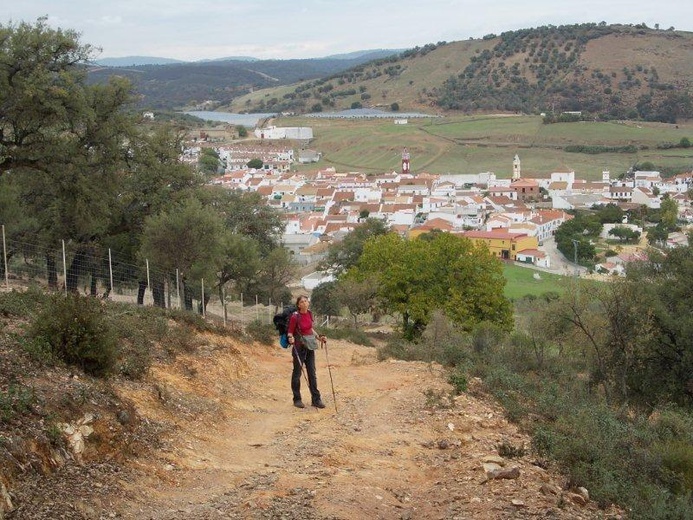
[
  {"xmin": 232, "ymin": 23, "xmax": 693, "ymax": 123},
  {"xmin": 283, "ymin": 114, "xmax": 693, "ymax": 178}
]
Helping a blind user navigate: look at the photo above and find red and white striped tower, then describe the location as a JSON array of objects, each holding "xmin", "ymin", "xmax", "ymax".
[{"xmin": 402, "ymin": 147, "xmax": 410, "ymax": 174}]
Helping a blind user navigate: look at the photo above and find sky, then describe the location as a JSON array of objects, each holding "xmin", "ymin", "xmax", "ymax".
[{"xmin": 5, "ymin": 0, "xmax": 693, "ymax": 61}]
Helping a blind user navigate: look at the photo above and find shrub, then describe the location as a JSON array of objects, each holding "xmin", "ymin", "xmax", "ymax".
[
  {"xmin": 29, "ymin": 294, "xmax": 118, "ymax": 377},
  {"xmin": 245, "ymin": 320, "xmax": 276, "ymax": 346},
  {"xmin": 0, "ymin": 383, "xmax": 35, "ymax": 423},
  {"xmin": 448, "ymin": 370, "xmax": 468, "ymax": 394},
  {"xmin": 0, "ymin": 287, "xmax": 49, "ymax": 318},
  {"xmin": 322, "ymin": 326, "xmax": 374, "ymax": 347}
]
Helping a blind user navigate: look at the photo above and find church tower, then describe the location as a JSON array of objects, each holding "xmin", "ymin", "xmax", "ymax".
[
  {"xmin": 402, "ymin": 148, "xmax": 410, "ymax": 174},
  {"xmin": 512, "ymin": 154, "xmax": 521, "ymax": 180}
]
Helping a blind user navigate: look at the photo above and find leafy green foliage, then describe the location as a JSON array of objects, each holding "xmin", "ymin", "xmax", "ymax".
[
  {"xmin": 554, "ymin": 211, "xmax": 601, "ymax": 264},
  {"xmin": 246, "ymin": 158, "xmax": 263, "ymax": 169},
  {"xmin": 320, "ymin": 218, "xmax": 390, "ymax": 275},
  {"xmin": 608, "ymin": 226, "xmax": 640, "ymax": 243},
  {"xmin": 349, "ymin": 233, "xmax": 512, "ymax": 337},
  {"xmin": 245, "ymin": 320, "xmax": 276, "ymax": 346},
  {"xmin": 28, "ymin": 294, "xmax": 118, "ymax": 377},
  {"xmin": 310, "ymin": 281, "xmax": 342, "ymax": 317}
]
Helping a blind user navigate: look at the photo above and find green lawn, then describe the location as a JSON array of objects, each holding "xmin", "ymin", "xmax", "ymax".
[{"xmin": 503, "ymin": 263, "xmax": 568, "ymax": 300}]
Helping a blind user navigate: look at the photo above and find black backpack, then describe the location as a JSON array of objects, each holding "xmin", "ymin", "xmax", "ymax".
[{"xmin": 273, "ymin": 305, "xmax": 297, "ymax": 336}]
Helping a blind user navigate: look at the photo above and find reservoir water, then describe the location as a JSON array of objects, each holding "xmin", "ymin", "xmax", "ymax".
[{"xmin": 184, "ymin": 111, "xmax": 277, "ymax": 127}]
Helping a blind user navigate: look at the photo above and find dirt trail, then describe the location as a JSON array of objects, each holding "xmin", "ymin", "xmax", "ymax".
[{"xmin": 113, "ymin": 335, "xmax": 607, "ymax": 520}]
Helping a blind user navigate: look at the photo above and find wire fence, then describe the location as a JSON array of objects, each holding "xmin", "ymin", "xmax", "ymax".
[{"xmin": 0, "ymin": 225, "xmax": 286, "ymax": 328}]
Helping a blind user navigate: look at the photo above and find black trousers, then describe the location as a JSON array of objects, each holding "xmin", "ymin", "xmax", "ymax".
[{"xmin": 291, "ymin": 345, "xmax": 321, "ymax": 404}]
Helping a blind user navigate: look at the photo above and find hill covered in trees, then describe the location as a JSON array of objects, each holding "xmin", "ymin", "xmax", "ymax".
[
  {"xmin": 86, "ymin": 50, "xmax": 401, "ymax": 110},
  {"xmin": 231, "ymin": 23, "xmax": 693, "ymax": 123}
]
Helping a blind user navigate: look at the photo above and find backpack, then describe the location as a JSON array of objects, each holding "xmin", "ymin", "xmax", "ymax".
[{"xmin": 273, "ymin": 305, "xmax": 296, "ymax": 348}]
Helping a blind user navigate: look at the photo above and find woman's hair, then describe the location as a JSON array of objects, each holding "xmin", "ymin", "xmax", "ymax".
[{"xmin": 295, "ymin": 295, "xmax": 309, "ymax": 307}]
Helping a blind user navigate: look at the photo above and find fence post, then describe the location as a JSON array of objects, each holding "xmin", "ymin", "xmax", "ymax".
[
  {"xmin": 108, "ymin": 248, "xmax": 114, "ymax": 297},
  {"xmin": 255, "ymin": 295, "xmax": 259, "ymax": 321},
  {"xmin": 222, "ymin": 286, "xmax": 227, "ymax": 327},
  {"xmin": 145, "ymin": 259, "xmax": 151, "ymax": 306},
  {"xmin": 176, "ymin": 269, "xmax": 181, "ymax": 309},
  {"xmin": 240, "ymin": 293, "xmax": 244, "ymax": 325},
  {"xmin": 268, "ymin": 298, "xmax": 272, "ymax": 323},
  {"xmin": 2, "ymin": 225, "xmax": 8, "ymax": 289},
  {"xmin": 201, "ymin": 278, "xmax": 206, "ymax": 318},
  {"xmin": 62, "ymin": 240, "xmax": 67, "ymax": 295}
]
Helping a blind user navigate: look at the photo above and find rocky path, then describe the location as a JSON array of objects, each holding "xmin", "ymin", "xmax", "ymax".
[{"xmin": 109, "ymin": 334, "xmax": 609, "ymax": 520}]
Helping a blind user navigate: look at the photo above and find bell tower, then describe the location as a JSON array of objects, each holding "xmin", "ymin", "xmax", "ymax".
[
  {"xmin": 512, "ymin": 154, "xmax": 521, "ymax": 180},
  {"xmin": 402, "ymin": 148, "xmax": 410, "ymax": 174}
]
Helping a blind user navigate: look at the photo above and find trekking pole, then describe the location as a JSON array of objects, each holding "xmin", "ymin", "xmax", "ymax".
[
  {"xmin": 292, "ymin": 344, "xmax": 311, "ymax": 387},
  {"xmin": 322, "ymin": 338, "xmax": 338, "ymax": 414}
]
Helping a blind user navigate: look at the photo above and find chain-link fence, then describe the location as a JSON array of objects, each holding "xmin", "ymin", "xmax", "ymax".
[{"xmin": 1, "ymin": 225, "xmax": 285, "ymax": 328}]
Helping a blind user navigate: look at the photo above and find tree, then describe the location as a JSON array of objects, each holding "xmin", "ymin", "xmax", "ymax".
[
  {"xmin": 608, "ymin": 226, "xmax": 641, "ymax": 243},
  {"xmin": 253, "ymin": 247, "xmax": 297, "ymax": 308},
  {"xmin": 320, "ymin": 218, "xmax": 390, "ymax": 275},
  {"xmin": 310, "ymin": 281, "xmax": 342, "ymax": 317},
  {"xmin": 198, "ymin": 188, "xmax": 284, "ymax": 256},
  {"xmin": 390, "ymin": 102, "xmax": 400, "ymax": 111},
  {"xmin": 335, "ymin": 278, "xmax": 379, "ymax": 326},
  {"xmin": 139, "ymin": 198, "xmax": 227, "ymax": 310},
  {"xmin": 647, "ymin": 223, "xmax": 669, "ymax": 246},
  {"xmin": 555, "ymin": 212, "xmax": 601, "ymax": 264},
  {"xmin": 215, "ymin": 233, "xmax": 262, "ymax": 314},
  {"xmin": 246, "ymin": 158, "xmax": 263, "ymax": 169},
  {"xmin": 0, "ymin": 18, "xmax": 96, "ymax": 177},
  {"xmin": 348, "ymin": 233, "xmax": 512, "ymax": 336},
  {"xmin": 198, "ymin": 148, "xmax": 221, "ymax": 175},
  {"xmin": 623, "ymin": 246, "xmax": 693, "ymax": 406},
  {"xmin": 597, "ymin": 203, "xmax": 624, "ymax": 224},
  {"xmin": 660, "ymin": 197, "xmax": 679, "ymax": 230},
  {"xmin": 236, "ymin": 125, "xmax": 248, "ymax": 138}
]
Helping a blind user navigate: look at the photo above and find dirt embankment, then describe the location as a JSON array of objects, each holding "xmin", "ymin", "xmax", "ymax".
[{"xmin": 4, "ymin": 333, "xmax": 618, "ymax": 519}]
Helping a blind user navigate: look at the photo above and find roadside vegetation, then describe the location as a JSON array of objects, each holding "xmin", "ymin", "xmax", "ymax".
[{"xmin": 375, "ymin": 242, "xmax": 693, "ymax": 520}]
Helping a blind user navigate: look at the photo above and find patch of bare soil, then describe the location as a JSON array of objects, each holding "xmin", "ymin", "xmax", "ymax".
[{"xmin": 3, "ymin": 332, "xmax": 621, "ymax": 519}]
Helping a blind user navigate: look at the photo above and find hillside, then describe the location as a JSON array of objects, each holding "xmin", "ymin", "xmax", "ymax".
[
  {"xmin": 231, "ymin": 23, "xmax": 693, "ymax": 123},
  {"xmin": 86, "ymin": 50, "xmax": 400, "ymax": 110},
  {"xmin": 0, "ymin": 314, "xmax": 611, "ymax": 519}
]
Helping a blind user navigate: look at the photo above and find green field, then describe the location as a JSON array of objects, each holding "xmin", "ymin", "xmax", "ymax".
[
  {"xmin": 503, "ymin": 263, "xmax": 568, "ymax": 300},
  {"xmin": 287, "ymin": 114, "xmax": 693, "ymax": 179}
]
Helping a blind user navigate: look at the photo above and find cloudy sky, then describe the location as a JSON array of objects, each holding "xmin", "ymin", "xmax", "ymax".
[{"xmin": 5, "ymin": 0, "xmax": 692, "ymax": 61}]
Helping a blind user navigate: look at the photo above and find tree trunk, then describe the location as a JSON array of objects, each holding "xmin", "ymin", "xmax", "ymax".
[
  {"xmin": 90, "ymin": 272, "xmax": 98, "ymax": 296},
  {"xmin": 66, "ymin": 249, "xmax": 88, "ymax": 293},
  {"xmin": 152, "ymin": 279, "xmax": 166, "ymax": 308},
  {"xmin": 46, "ymin": 254, "xmax": 58, "ymax": 290},
  {"xmin": 137, "ymin": 280, "xmax": 147, "ymax": 305},
  {"xmin": 183, "ymin": 283, "xmax": 193, "ymax": 311}
]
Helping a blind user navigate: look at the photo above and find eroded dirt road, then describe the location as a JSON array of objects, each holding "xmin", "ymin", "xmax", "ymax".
[{"xmin": 112, "ymin": 334, "xmax": 608, "ymax": 520}]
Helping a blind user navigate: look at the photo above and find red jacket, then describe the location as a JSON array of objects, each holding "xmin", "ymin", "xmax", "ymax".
[{"xmin": 287, "ymin": 310, "xmax": 314, "ymax": 338}]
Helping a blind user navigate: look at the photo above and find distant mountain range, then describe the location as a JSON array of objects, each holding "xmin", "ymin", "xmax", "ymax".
[{"xmin": 94, "ymin": 49, "xmax": 402, "ymax": 67}]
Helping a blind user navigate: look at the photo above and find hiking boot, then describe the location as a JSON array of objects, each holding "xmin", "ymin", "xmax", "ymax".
[
  {"xmin": 293, "ymin": 400, "xmax": 305, "ymax": 408},
  {"xmin": 312, "ymin": 400, "xmax": 326, "ymax": 409}
]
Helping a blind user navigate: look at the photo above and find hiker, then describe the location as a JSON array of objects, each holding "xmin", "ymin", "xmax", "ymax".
[{"xmin": 287, "ymin": 295, "xmax": 327, "ymax": 409}]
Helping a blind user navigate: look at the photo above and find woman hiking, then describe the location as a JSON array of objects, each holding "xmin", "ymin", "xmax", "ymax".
[{"xmin": 287, "ymin": 295, "xmax": 327, "ymax": 409}]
